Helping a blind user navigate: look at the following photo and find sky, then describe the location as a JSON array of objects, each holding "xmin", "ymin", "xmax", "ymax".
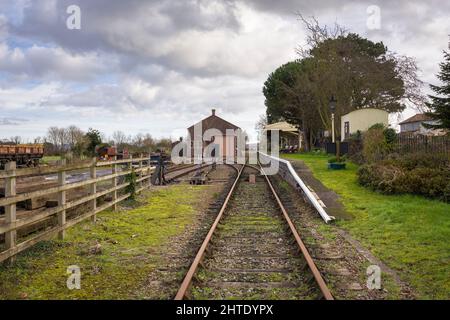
[{"xmin": 0, "ymin": 0, "xmax": 449, "ymax": 143}]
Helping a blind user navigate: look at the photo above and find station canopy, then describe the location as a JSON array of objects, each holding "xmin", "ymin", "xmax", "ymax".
[{"xmin": 263, "ymin": 121, "xmax": 299, "ymax": 135}]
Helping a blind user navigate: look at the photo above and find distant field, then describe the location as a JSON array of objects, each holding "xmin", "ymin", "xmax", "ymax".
[{"xmin": 283, "ymin": 153, "xmax": 450, "ymax": 299}]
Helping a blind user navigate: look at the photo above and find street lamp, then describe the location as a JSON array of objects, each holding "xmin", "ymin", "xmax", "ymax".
[{"xmin": 329, "ymin": 95, "xmax": 337, "ymax": 143}]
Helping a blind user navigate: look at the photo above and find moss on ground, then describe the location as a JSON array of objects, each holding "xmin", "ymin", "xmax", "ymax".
[
  {"xmin": 283, "ymin": 153, "xmax": 450, "ymax": 299},
  {"xmin": 0, "ymin": 185, "xmax": 208, "ymax": 299}
]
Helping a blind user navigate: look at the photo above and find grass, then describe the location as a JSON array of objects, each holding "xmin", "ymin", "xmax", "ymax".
[
  {"xmin": 283, "ymin": 153, "xmax": 450, "ymax": 300},
  {"xmin": 41, "ymin": 155, "xmax": 61, "ymax": 164},
  {"xmin": 0, "ymin": 185, "xmax": 207, "ymax": 299}
]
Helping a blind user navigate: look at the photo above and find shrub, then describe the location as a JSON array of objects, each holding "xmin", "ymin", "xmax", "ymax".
[
  {"xmin": 362, "ymin": 124, "xmax": 397, "ymax": 163},
  {"xmin": 362, "ymin": 127, "xmax": 388, "ymax": 162},
  {"xmin": 125, "ymin": 169, "xmax": 138, "ymax": 200},
  {"xmin": 346, "ymin": 132, "xmax": 364, "ymax": 164},
  {"xmin": 387, "ymin": 153, "xmax": 449, "ymax": 170},
  {"xmin": 358, "ymin": 156, "xmax": 450, "ymax": 202},
  {"xmin": 328, "ymin": 154, "xmax": 347, "ymax": 163}
]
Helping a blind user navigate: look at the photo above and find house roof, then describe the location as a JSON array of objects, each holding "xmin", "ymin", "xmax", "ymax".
[
  {"xmin": 187, "ymin": 109, "xmax": 240, "ymax": 138},
  {"xmin": 399, "ymin": 113, "xmax": 433, "ymax": 125}
]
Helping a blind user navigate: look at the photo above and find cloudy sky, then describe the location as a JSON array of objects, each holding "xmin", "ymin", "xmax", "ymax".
[{"xmin": 0, "ymin": 0, "xmax": 449, "ymax": 142}]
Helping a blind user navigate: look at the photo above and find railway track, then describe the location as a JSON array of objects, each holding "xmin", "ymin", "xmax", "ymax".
[
  {"xmin": 175, "ymin": 164, "xmax": 333, "ymax": 300},
  {"xmin": 164, "ymin": 164, "xmax": 211, "ymax": 183}
]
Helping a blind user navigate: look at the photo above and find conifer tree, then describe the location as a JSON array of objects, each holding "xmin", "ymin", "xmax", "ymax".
[{"xmin": 425, "ymin": 48, "xmax": 450, "ymax": 129}]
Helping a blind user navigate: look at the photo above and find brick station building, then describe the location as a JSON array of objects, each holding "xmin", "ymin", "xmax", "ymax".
[{"xmin": 187, "ymin": 109, "xmax": 240, "ymax": 160}]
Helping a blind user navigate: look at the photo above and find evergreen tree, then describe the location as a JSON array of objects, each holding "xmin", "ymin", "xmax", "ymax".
[{"xmin": 425, "ymin": 49, "xmax": 450, "ymax": 129}]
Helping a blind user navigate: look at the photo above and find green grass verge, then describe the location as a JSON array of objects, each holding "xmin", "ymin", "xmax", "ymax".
[
  {"xmin": 41, "ymin": 156, "xmax": 62, "ymax": 164},
  {"xmin": 0, "ymin": 185, "xmax": 206, "ymax": 299},
  {"xmin": 283, "ymin": 153, "xmax": 450, "ymax": 299}
]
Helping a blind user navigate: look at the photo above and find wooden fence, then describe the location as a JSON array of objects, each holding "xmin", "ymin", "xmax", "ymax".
[
  {"xmin": 395, "ymin": 133, "xmax": 450, "ymax": 155},
  {"xmin": 0, "ymin": 155, "xmax": 153, "ymax": 263}
]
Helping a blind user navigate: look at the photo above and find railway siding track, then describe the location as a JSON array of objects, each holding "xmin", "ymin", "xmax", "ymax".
[{"xmin": 175, "ymin": 165, "xmax": 333, "ymax": 300}]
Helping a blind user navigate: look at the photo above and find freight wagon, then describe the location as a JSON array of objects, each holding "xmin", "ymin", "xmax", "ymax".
[{"xmin": 0, "ymin": 143, "xmax": 44, "ymax": 169}]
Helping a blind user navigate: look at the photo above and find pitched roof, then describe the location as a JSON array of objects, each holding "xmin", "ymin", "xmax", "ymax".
[
  {"xmin": 263, "ymin": 121, "xmax": 298, "ymax": 132},
  {"xmin": 399, "ymin": 113, "xmax": 433, "ymax": 125},
  {"xmin": 187, "ymin": 109, "xmax": 240, "ymax": 138}
]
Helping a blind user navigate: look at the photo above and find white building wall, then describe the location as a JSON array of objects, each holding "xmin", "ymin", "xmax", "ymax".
[{"xmin": 341, "ymin": 108, "xmax": 389, "ymax": 141}]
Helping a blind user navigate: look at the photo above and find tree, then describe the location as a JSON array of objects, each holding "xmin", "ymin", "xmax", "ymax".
[
  {"xmin": 67, "ymin": 126, "xmax": 84, "ymax": 148},
  {"xmin": 46, "ymin": 127, "xmax": 61, "ymax": 154},
  {"xmin": 112, "ymin": 131, "xmax": 128, "ymax": 148},
  {"xmin": 10, "ymin": 136, "xmax": 22, "ymax": 144},
  {"xmin": 142, "ymin": 134, "xmax": 155, "ymax": 152},
  {"xmin": 425, "ymin": 49, "xmax": 450, "ymax": 130},
  {"xmin": 263, "ymin": 59, "xmax": 321, "ymax": 151},
  {"xmin": 255, "ymin": 114, "xmax": 267, "ymax": 132},
  {"xmin": 263, "ymin": 17, "xmax": 424, "ymax": 150},
  {"xmin": 85, "ymin": 128, "xmax": 102, "ymax": 156},
  {"xmin": 156, "ymin": 138, "xmax": 172, "ymax": 152}
]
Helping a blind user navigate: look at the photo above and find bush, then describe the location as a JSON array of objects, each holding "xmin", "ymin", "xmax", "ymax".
[
  {"xmin": 362, "ymin": 124, "xmax": 397, "ymax": 163},
  {"xmin": 346, "ymin": 132, "xmax": 364, "ymax": 164},
  {"xmin": 386, "ymin": 153, "xmax": 449, "ymax": 170},
  {"xmin": 125, "ymin": 169, "xmax": 138, "ymax": 200},
  {"xmin": 328, "ymin": 155, "xmax": 347, "ymax": 163},
  {"xmin": 358, "ymin": 154, "xmax": 450, "ymax": 202}
]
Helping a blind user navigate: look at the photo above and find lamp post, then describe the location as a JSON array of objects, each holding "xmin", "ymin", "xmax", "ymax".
[
  {"xmin": 329, "ymin": 95, "xmax": 340, "ymax": 161},
  {"xmin": 329, "ymin": 95, "xmax": 337, "ymax": 143}
]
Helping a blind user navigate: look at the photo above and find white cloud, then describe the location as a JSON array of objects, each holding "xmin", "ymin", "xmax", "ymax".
[
  {"xmin": 0, "ymin": 42, "xmax": 114, "ymax": 81},
  {"xmin": 0, "ymin": 0, "xmax": 449, "ymax": 141}
]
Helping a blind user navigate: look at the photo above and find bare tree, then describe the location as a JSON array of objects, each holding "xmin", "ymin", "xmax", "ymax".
[
  {"xmin": 112, "ymin": 131, "xmax": 128, "ymax": 148},
  {"xmin": 10, "ymin": 136, "xmax": 22, "ymax": 144},
  {"xmin": 67, "ymin": 125, "xmax": 85, "ymax": 148},
  {"xmin": 56, "ymin": 127, "xmax": 68, "ymax": 151},
  {"xmin": 296, "ymin": 14, "xmax": 347, "ymax": 58},
  {"xmin": 133, "ymin": 133, "xmax": 144, "ymax": 149},
  {"xmin": 47, "ymin": 127, "xmax": 59, "ymax": 149},
  {"xmin": 142, "ymin": 134, "xmax": 155, "ymax": 151},
  {"xmin": 255, "ymin": 114, "xmax": 268, "ymax": 131}
]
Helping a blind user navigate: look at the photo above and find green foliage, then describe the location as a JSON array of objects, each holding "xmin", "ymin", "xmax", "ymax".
[
  {"xmin": 125, "ymin": 169, "xmax": 137, "ymax": 200},
  {"xmin": 362, "ymin": 124, "xmax": 396, "ymax": 162},
  {"xmin": 263, "ymin": 60, "xmax": 304, "ymax": 123},
  {"xmin": 386, "ymin": 152, "xmax": 449, "ymax": 170},
  {"xmin": 383, "ymin": 127, "xmax": 397, "ymax": 145},
  {"xmin": 263, "ymin": 27, "xmax": 411, "ymax": 150},
  {"xmin": 425, "ymin": 49, "xmax": 450, "ymax": 129},
  {"xmin": 283, "ymin": 153, "xmax": 450, "ymax": 299},
  {"xmin": 85, "ymin": 128, "xmax": 102, "ymax": 156},
  {"xmin": 357, "ymin": 153, "xmax": 450, "ymax": 202},
  {"xmin": 328, "ymin": 154, "xmax": 347, "ymax": 163}
]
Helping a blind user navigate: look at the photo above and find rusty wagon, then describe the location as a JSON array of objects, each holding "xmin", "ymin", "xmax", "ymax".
[{"xmin": 0, "ymin": 143, "xmax": 44, "ymax": 169}]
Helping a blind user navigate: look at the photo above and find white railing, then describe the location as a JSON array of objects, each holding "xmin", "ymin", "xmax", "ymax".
[{"xmin": 259, "ymin": 152, "xmax": 335, "ymax": 223}]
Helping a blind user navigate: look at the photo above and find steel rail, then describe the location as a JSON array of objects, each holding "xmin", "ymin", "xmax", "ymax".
[
  {"xmin": 165, "ymin": 164, "xmax": 211, "ymax": 182},
  {"xmin": 174, "ymin": 164, "xmax": 244, "ymax": 300},
  {"xmin": 259, "ymin": 152, "xmax": 334, "ymax": 223},
  {"xmin": 259, "ymin": 164, "xmax": 334, "ymax": 300},
  {"xmin": 175, "ymin": 164, "xmax": 333, "ymax": 300}
]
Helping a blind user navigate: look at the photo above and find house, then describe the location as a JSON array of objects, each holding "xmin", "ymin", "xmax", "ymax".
[
  {"xmin": 399, "ymin": 113, "xmax": 439, "ymax": 134},
  {"xmin": 187, "ymin": 109, "xmax": 240, "ymax": 159},
  {"xmin": 262, "ymin": 121, "xmax": 302, "ymax": 152},
  {"xmin": 341, "ymin": 108, "xmax": 389, "ymax": 141}
]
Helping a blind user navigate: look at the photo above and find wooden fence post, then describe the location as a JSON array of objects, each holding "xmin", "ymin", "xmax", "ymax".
[
  {"xmin": 90, "ymin": 157, "xmax": 97, "ymax": 222},
  {"xmin": 112, "ymin": 156, "xmax": 118, "ymax": 211},
  {"xmin": 147, "ymin": 153, "xmax": 152, "ymax": 187},
  {"xmin": 139, "ymin": 153, "xmax": 143, "ymax": 190},
  {"xmin": 57, "ymin": 159, "xmax": 66, "ymax": 240},
  {"xmin": 4, "ymin": 162, "xmax": 17, "ymax": 263}
]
